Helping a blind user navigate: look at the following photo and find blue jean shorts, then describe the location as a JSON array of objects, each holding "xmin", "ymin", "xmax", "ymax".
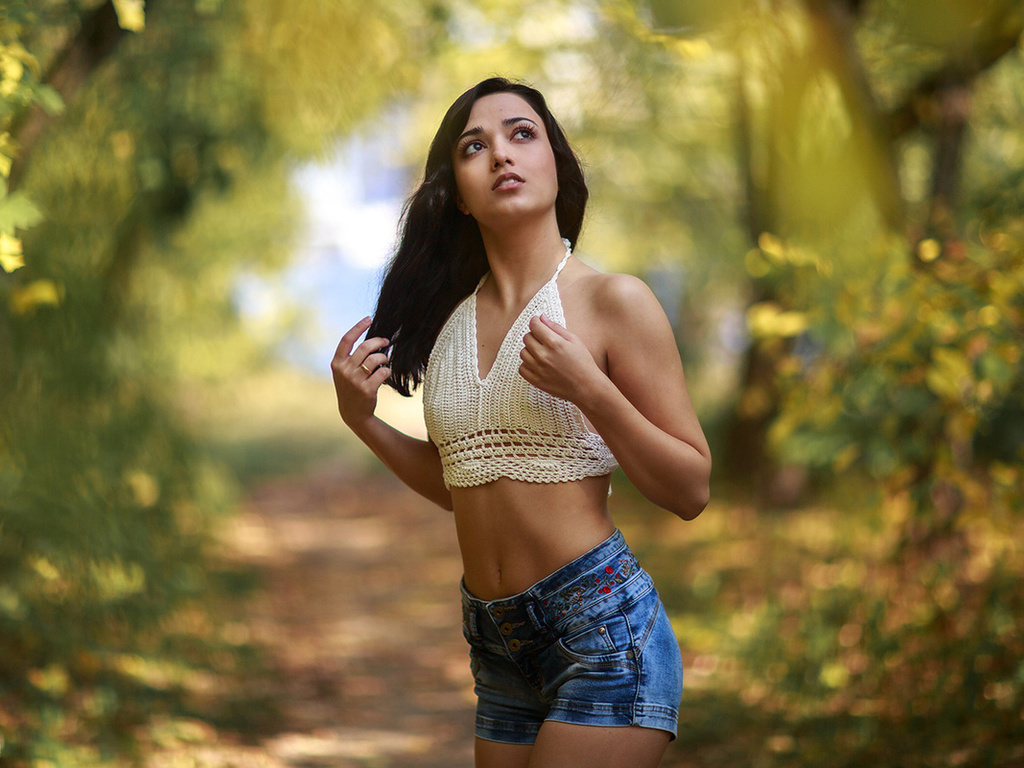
[{"xmin": 460, "ymin": 529, "xmax": 683, "ymax": 745}]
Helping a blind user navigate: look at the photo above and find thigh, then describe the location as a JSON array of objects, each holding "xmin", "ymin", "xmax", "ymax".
[
  {"xmin": 527, "ymin": 722, "xmax": 670, "ymax": 768},
  {"xmin": 476, "ymin": 737, "xmax": 532, "ymax": 768}
]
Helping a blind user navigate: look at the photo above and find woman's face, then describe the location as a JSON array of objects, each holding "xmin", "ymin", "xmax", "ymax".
[{"xmin": 451, "ymin": 92, "xmax": 559, "ymax": 231}]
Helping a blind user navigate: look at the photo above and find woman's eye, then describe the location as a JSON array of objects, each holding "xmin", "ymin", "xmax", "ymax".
[
  {"xmin": 513, "ymin": 126, "xmax": 535, "ymax": 140},
  {"xmin": 463, "ymin": 140, "xmax": 484, "ymax": 156}
]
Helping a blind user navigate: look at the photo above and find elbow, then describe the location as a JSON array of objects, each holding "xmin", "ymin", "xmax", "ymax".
[
  {"xmin": 679, "ymin": 486, "xmax": 710, "ymax": 521},
  {"xmin": 671, "ymin": 459, "xmax": 712, "ymax": 521},
  {"xmin": 671, "ymin": 487, "xmax": 709, "ymax": 521}
]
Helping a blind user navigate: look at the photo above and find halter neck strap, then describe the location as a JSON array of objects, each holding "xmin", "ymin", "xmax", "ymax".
[{"xmin": 552, "ymin": 237, "xmax": 573, "ymax": 280}]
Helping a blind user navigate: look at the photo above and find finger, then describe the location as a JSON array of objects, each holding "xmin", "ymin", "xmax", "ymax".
[
  {"xmin": 335, "ymin": 316, "xmax": 373, "ymax": 358},
  {"xmin": 526, "ymin": 316, "xmax": 569, "ymax": 351},
  {"xmin": 520, "ymin": 334, "xmax": 551, "ymax": 366},
  {"xmin": 365, "ymin": 365, "xmax": 391, "ymax": 388},
  {"xmin": 537, "ymin": 313, "xmax": 573, "ymax": 339},
  {"xmin": 358, "ymin": 351, "xmax": 390, "ymax": 373},
  {"xmin": 517, "ymin": 360, "xmax": 538, "ymax": 386},
  {"xmin": 352, "ymin": 336, "xmax": 391, "ymax": 367}
]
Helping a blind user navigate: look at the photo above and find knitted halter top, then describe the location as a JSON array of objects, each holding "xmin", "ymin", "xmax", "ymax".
[{"xmin": 422, "ymin": 240, "xmax": 619, "ymax": 489}]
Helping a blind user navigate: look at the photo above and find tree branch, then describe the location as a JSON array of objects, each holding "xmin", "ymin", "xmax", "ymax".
[
  {"xmin": 887, "ymin": 11, "xmax": 1024, "ymax": 140},
  {"xmin": 8, "ymin": 1, "xmax": 141, "ymax": 191},
  {"xmin": 805, "ymin": 0, "xmax": 905, "ymax": 230}
]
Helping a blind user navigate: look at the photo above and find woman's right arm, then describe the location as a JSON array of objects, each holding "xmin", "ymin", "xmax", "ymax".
[{"xmin": 331, "ymin": 317, "xmax": 453, "ymax": 511}]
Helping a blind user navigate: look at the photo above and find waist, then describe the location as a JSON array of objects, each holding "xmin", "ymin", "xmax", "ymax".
[
  {"xmin": 453, "ymin": 476, "xmax": 614, "ymax": 600},
  {"xmin": 460, "ymin": 529, "xmax": 651, "ymax": 639}
]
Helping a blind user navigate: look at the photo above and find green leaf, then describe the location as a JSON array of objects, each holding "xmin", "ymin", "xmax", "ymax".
[
  {"xmin": 0, "ymin": 191, "xmax": 43, "ymax": 231},
  {"xmin": 32, "ymin": 84, "xmax": 64, "ymax": 116}
]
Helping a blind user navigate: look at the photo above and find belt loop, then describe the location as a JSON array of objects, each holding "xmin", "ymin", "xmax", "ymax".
[
  {"xmin": 462, "ymin": 594, "xmax": 481, "ymax": 640},
  {"xmin": 525, "ymin": 597, "xmax": 548, "ymax": 634}
]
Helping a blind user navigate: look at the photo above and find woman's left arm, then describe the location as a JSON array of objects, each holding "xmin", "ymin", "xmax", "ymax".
[{"xmin": 520, "ymin": 274, "xmax": 711, "ymax": 520}]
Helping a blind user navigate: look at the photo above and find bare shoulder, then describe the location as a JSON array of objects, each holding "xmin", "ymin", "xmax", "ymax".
[
  {"xmin": 595, "ymin": 272, "xmax": 659, "ymax": 310},
  {"xmin": 568, "ymin": 268, "xmax": 667, "ymax": 330}
]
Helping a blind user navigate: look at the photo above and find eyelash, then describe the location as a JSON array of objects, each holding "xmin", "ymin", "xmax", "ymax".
[
  {"xmin": 459, "ymin": 124, "xmax": 537, "ymax": 156},
  {"xmin": 511, "ymin": 124, "xmax": 537, "ymax": 141}
]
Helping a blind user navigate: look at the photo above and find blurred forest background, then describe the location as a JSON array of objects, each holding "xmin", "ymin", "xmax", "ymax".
[{"xmin": 1, "ymin": 0, "xmax": 1022, "ymax": 766}]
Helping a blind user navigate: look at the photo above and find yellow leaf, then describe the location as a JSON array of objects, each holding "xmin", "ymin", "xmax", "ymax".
[
  {"xmin": 126, "ymin": 470, "xmax": 160, "ymax": 507},
  {"xmin": 0, "ymin": 53, "xmax": 24, "ymax": 84},
  {"xmin": 11, "ymin": 280, "xmax": 62, "ymax": 314},
  {"xmin": 91, "ymin": 559, "xmax": 146, "ymax": 600},
  {"xmin": 758, "ymin": 232, "xmax": 785, "ymax": 259},
  {"xmin": 32, "ymin": 557, "xmax": 60, "ymax": 581},
  {"xmin": 747, "ymin": 302, "xmax": 809, "ymax": 338},
  {"xmin": 819, "ymin": 661, "xmax": 849, "ymax": 689},
  {"xmin": 113, "ymin": 0, "xmax": 146, "ymax": 32},
  {"xmin": 918, "ymin": 238, "xmax": 941, "ymax": 262},
  {"xmin": 978, "ymin": 305, "xmax": 1000, "ymax": 327},
  {"xmin": 991, "ymin": 463, "xmax": 1018, "ymax": 487},
  {"xmin": 28, "ymin": 664, "xmax": 70, "ymax": 696},
  {"xmin": 670, "ymin": 37, "xmax": 713, "ymax": 59},
  {"xmin": 0, "ymin": 232, "xmax": 24, "ymax": 272},
  {"xmin": 925, "ymin": 347, "xmax": 970, "ymax": 400}
]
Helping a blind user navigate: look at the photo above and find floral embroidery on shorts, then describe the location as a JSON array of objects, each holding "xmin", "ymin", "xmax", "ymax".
[{"xmin": 543, "ymin": 552, "xmax": 640, "ymax": 620}]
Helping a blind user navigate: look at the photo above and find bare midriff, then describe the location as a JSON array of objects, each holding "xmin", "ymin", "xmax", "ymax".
[{"xmin": 452, "ymin": 474, "xmax": 615, "ymax": 601}]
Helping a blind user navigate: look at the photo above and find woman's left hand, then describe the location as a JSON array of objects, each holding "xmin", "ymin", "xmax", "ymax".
[{"xmin": 519, "ymin": 314, "xmax": 603, "ymax": 403}]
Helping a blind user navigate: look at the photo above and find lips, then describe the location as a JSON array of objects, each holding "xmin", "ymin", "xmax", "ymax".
[{"xmin": 492, "ymin": 172, "xmax": 524, "ymax": 190}]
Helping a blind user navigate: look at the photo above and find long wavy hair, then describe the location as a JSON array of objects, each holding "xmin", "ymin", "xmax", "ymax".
[{"xmin": 368, "ymin": 77, "xmax": 588, "ymax": 396}]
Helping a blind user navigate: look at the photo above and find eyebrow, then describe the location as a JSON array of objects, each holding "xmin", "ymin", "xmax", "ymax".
[{"xmin": 456, "ymin": 116, "xmax": 538, "ymax": 145}]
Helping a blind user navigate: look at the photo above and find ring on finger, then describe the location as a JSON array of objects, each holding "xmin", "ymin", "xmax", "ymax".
[{"xmin": 360, "ymin": 363, "xmax": 372, "ymax": 374}]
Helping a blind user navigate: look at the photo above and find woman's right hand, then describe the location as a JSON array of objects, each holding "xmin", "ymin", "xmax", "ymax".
[{"xmin": 331, "ymin": 317, "xmax": 391, "ymax": 430}]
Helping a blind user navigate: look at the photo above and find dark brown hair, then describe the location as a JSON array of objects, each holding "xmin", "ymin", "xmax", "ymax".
[{"xmin": 368, "ymin": 77, "xmax": 588, "ymax": 396}]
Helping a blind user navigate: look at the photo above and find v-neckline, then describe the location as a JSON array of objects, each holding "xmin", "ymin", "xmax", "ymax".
[{"xmin": 472, "ymin": 247, "xmax": 571, "ymax": 384}]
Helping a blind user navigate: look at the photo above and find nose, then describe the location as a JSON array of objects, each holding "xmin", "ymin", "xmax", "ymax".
[{"xmin": 491, "ymin": 141, "xmax": 513, "ymax": 168}]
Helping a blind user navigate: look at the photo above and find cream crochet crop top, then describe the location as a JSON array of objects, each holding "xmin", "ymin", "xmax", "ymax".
[{"xmin": 422, "ymin": 240, "xmax": 619, "ymax": 489}]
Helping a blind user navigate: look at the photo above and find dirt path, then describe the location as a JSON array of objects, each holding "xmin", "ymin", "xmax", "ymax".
[
  {"xmin": 219, "ymin": 461, "xmax": 476, "ymax": 767},
  {"xmin": 202, "ymin": 458, "xmax": 704, "ymax": 768}
]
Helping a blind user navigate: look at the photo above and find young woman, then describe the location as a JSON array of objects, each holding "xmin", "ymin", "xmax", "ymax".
[{"xmin": 331, "ymin": 77, "xmax": 711, "ymax": 768}]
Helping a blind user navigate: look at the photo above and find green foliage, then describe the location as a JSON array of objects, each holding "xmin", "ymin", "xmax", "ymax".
[
  {"xmin": 608, "ymin": 2, "xmax": 1024, "ymax": 763},
  {"xmin": 0, "ymin": 0, "xmax": 455, "ymax": 759},
  {"xmin": 765, "ymin": 235, "xmax": 1023, "ymax": 492},
  {"xmin": 615, "ymin": 479, "xmax": 1024, "ymax": 768},
  {"xmin": 0, "ymin": 1, "xmax": 63, "ymax": 274},
  {"xmin": 723, "ymin": 9, "xmax": 1024, "ymax": 753},
  {"xmin": 2, "ymin": 0, "xmax": 1023, "ymax": 763},
  {"xmin": 0, "ymin": 1, "xmax": 262, "ymax": 759}
]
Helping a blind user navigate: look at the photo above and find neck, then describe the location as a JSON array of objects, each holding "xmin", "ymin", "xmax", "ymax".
[{"xmin": 477, "ymin": 217, "xmax": 568, "ymax": 309}]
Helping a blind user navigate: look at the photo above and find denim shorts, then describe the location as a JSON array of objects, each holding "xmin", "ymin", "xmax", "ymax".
[{"xmin": 460, "ymin": 529, "xmax": 683, "ymax": 745}]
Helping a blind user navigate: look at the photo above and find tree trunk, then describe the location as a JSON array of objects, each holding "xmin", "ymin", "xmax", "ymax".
[{"xmin": 924, "ymin": 81, "xmax": 973, "ymax": 244}]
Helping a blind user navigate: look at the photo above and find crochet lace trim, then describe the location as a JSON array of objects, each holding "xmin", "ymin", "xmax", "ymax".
[{"xmin": 436, "ymin": 428, "xmax": 619, "ymax": 487}]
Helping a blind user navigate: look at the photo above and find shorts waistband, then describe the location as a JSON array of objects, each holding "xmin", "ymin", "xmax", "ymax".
[{"xmin": 461, "ymin": 529, "xmax": 644, "ymax": 632}]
